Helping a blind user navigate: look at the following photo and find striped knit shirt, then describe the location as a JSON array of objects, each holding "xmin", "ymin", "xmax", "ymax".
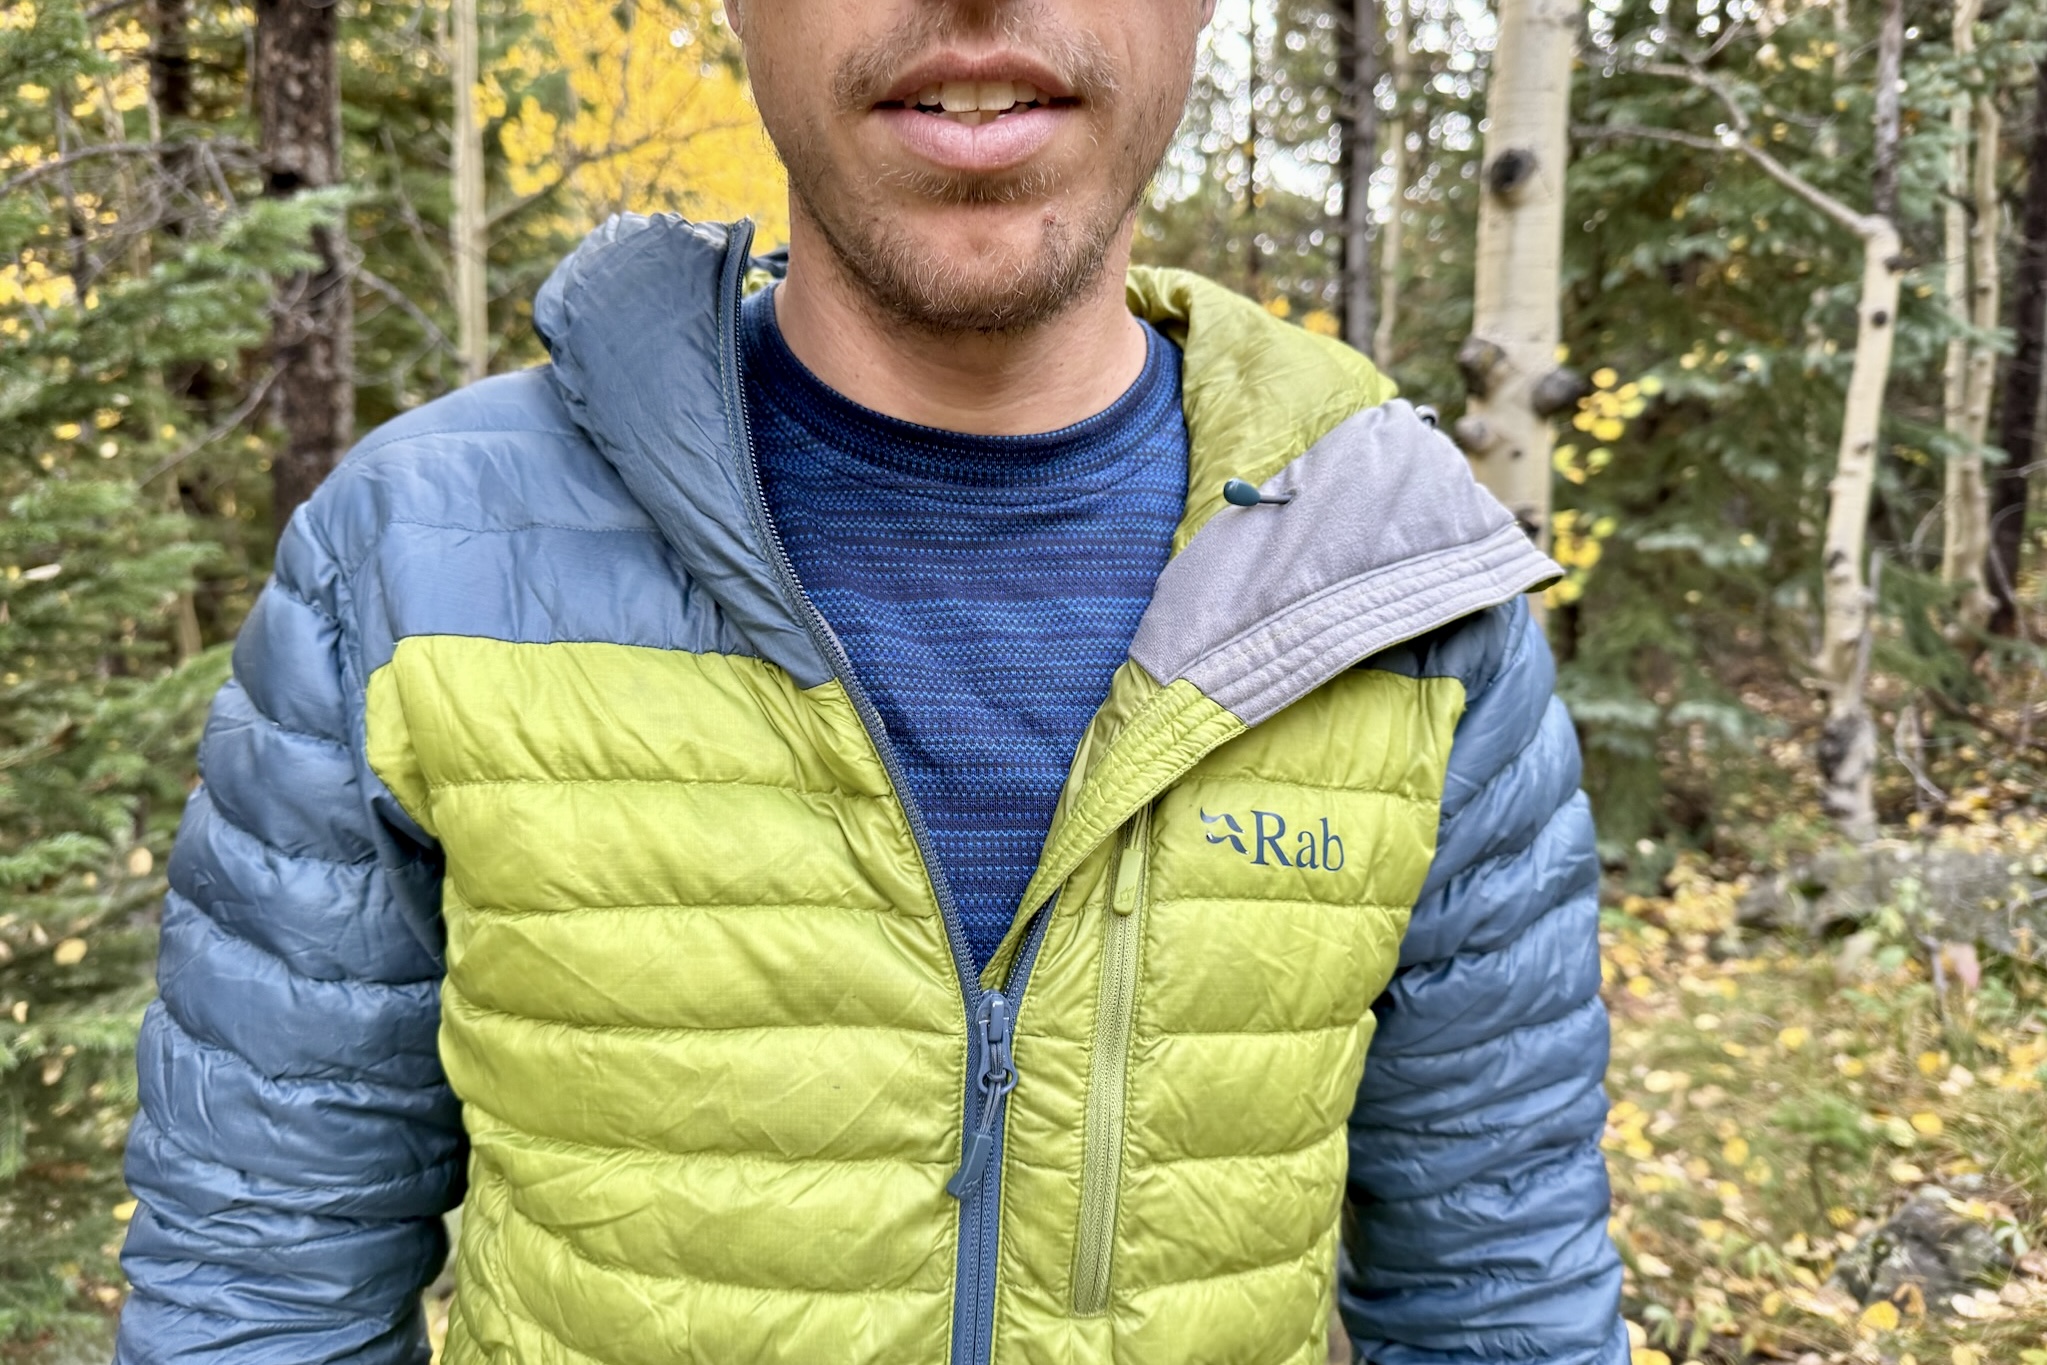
[{"xmin": 743, "ymin": 288, "xmax": 1188, "ymax": 972}]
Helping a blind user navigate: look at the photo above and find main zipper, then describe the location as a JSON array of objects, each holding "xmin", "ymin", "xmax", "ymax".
[
  {"xmin": 1071, "ymin": 804, "xmax": 1150, "ymax": 1316},
  {"xmin": 717, "ymin": 224, "xmax": 1050, "ymax": 1365}
]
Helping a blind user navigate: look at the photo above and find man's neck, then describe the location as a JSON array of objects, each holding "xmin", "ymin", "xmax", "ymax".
[{"xmin": 769, "ymin": 219, "xmax": 1150, "ymax": 438}]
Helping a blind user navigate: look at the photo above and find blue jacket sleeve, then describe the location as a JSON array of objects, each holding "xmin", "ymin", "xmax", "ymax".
[
  {"xmin": 1340, "ymin": 600, "xmax": 1626, "ymax": 1365},
  {"xmin": 115, "ymin": 505, "xmax": 465, "ymax": 1365}
]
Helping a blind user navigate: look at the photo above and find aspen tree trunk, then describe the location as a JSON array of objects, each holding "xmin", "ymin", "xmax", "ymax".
[
  {"xmin": 1452, "ymin": 0, "xmax": 1581, "ymax": 545},
  {"xmin": 1243, "ymin": 7, "xmax": 1264, "ymax": 295},
  {"xmin": 1940, "ymin": 0, "xmax": 1973, "ymax": 489},
  {"xmin": 452, "ymin": 0, "xmax": 489, "ymax": 385},
  {"xmin": 1941, "ymin": 0, "xmax": 1998, "ymax": 624},
  {"xmin": 1964, "ymin": 99, "xmax": 2002, "ymax": 448},
  {"xmin": 256, "ymin": 0, "xmax": 351, "ymax": 533},
  {"xmin": 1871, "ymin": 0, "xmax": 1903, "ymax": 221},
  {"xmin": 1374, "ymin": 0, "xmax": 1409, "ymax": 366},
  {"xmin": 1817, "ymin": 222, "xmax": 1904, "ymax": 841},
  {"xmin": 1612, "ymin": 40, "xmax": 1904, "ymax": 836},
  {"xmin": 1988, "ymin": 55, "xmax": 2047, "ymax": 636},
  {"xmin": 1339, "ymin": 0, "xmax": 1379, "ymax": 353},
  {"xmin": 1819, "ymin": 0, "xmax": 1852, "ymax": 159},
  {"xmin": 1814, "ymin": 0, "xmax": 1906, "ymax": 841}
]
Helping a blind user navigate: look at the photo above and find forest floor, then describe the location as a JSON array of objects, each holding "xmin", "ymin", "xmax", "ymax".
[{"xmin": 1607, "ymin": 837, "xmax": 2047, "ymax": 1363}]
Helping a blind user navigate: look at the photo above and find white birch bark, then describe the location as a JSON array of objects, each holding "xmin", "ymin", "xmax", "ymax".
[
  {"xmin": 452, "ymin": 0, "xmax": 489, "ymax": 386},
  {"xmin": 1818, "ymin": 223, "xmax": 1903, "ymax": 842},
  {"xmin": 1598, "ymin": 65, "xmax": 1904, "ymax": 838},
  {"xmin": 1453, "ymin": 0, "xmax": 1581, "ymax": 545}
]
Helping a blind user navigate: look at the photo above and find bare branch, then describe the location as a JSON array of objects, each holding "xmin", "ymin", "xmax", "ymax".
[
  {"xmin": 483, "ymin": 172, "xmax": 574, "ymax": 232},
  {"xmin": 377, "ymin": 126, "xmax": 455, "ymax": 297},
  {"xmin": 1637, "ymin": 60, "xmax": 1752, "ymax": 134},
  {"xmin": 1573, "ymin": 120, "xmax": 1876, "ymax": 239},
  {"xmin": 481, "ymin": 117, "xmax": 757, "ymax": 232},
  {"xmin": 481, "ymin": 127, "xmax": 731, "ymax": 230},
  {"xmin": 1700, "ymin": 18, "xmax": 1749, "ymax": 65},
  {"xmin": 354, "ymin": 265, "xmax": 457, "ymax": 358},
  {"xmin": 0, "ymin": 140, "xmax": 251, "ymax": 199}
]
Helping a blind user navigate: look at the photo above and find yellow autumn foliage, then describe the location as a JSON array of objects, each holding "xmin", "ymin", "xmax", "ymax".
[{"xmin": 506, "ymin": 0, "xmax": 789, "ymax": 247}]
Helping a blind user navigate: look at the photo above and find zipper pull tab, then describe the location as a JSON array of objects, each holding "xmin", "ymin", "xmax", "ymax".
[
  {"xmin": 1112, "ymin": 810, "xmax": 1151, "ymax": 917},
  {"xmin": 947, "ymin": 991, "xmax": 1018, "ymax": 1199}
]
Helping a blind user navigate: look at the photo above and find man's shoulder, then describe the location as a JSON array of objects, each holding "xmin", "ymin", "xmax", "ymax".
[
  {"xmin": 292, "ymin": 367, "xmax": 644, "ymax": 569},
  {"xmin": 347, "ymin": 366, "xmax": 582, "ymax": 463}
]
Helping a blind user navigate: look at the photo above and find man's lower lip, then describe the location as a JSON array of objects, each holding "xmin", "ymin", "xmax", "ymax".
[{"xmin": 875, "ymin": 105, "xmax": 1065, "ymax": 173}]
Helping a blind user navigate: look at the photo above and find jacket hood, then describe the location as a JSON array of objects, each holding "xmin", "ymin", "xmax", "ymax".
[{"xmin": 535, "ymin": 214, "xmax": 832, "ymax": 686}]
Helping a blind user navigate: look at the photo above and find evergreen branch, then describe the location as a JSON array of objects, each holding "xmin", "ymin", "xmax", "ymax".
[
  {"xmin": 0, "ymin": 721, "xmax": 77, "ymax": 775},
  {"xmin": 0, "ymin": 881, "xmax": 163, "ymax": 974},
  {"xmin": 137, "ymin": 370, "xmax": 278, "ymax": 488}
]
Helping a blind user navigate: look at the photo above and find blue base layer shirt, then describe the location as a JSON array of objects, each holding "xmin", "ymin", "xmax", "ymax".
[{"xmin": 742, "ymin": 289, "xmax": 1189, "ymax": 971}]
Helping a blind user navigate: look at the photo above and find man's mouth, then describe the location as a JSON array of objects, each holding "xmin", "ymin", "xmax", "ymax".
[
  {"xmin": 879, "ymin": 80, "xmax": 1070, "ymax": 128},
  {"xmin": 864, "ymin": 57, "xmax": 1084, "ymax": 175}
]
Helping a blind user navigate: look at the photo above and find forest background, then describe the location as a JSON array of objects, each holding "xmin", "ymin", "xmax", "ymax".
[{"xmin": 3, "ymin": 0, "xmax": 2046, "ymax": 1359}]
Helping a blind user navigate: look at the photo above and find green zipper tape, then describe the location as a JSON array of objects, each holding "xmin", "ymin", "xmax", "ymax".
[{"xmin": 1072, "ymin": 806, "xmax": 1151, "ymax": 1317}]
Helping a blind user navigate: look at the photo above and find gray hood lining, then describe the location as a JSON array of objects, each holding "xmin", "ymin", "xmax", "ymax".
[{"xmin": 1129, "ymin": 400, "xmax": 1560, "ymax": 724}]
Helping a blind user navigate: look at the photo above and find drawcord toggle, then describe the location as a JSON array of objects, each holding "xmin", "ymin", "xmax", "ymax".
[{"xmin": 1222, "ymin": 478, "xmax": 1292, "ymax": 507}]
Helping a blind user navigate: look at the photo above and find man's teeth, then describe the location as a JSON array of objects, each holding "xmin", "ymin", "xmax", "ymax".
[{"xmin": 912, "ymin": 80, "xmax": 1046, "ymax": 124}]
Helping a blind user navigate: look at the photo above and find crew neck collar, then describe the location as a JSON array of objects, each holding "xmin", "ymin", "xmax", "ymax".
[{"xmin": 740, "ymin": 285, "xmax": 1179, "ymax": 493}]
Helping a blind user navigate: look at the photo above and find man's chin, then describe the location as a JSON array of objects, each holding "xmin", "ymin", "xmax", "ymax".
[
  {"xmin": 809, "ymin": 206, "xmax": 1114, "ymax": 337},
  {"xmin": 863, "ymin": 256, "xmax": 1106, "ymax": 337}
]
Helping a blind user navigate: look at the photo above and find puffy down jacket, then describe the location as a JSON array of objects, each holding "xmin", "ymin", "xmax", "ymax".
[{"xmin": 116, "ymin": 215, "xmax": 1626, "ymax": 1365}]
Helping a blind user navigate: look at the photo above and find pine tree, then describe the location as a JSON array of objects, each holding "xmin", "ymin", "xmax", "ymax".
[{"xmin": 0, "ymin": 1, "xmax": 332, "ymax": 1341}]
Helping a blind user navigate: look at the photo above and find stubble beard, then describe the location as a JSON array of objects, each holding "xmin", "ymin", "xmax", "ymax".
[
  {"xmin": 787, "ymin": 155, "xmax": 1134, "ymax": 338},
  {"xmin": 768, "ymin": 8, "xmax": 1188, "ymax": 338}
]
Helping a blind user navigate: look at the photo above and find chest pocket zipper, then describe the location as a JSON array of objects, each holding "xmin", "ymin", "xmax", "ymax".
[{"xmin": 1072, "ymin": 804, "xmax": 1152, "ymax": 1317}]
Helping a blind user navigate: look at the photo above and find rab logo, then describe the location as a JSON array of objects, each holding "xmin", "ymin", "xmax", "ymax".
[{"xmin": 1200, "ymin": 809, "xmax": 1344, "ymax": 871}]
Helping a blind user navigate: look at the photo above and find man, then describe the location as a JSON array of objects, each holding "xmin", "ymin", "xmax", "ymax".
[{"xmin": 116, "ymin": 0, "xmax": 1625, "ymax": 1361}]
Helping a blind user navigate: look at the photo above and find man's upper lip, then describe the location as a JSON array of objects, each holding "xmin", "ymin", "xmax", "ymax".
[{"xmin": 879, "ymin": 52, "xmax": 1077, "ymax": 104}]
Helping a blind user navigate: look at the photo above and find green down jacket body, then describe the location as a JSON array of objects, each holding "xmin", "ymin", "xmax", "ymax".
[{"xmin": 117, "ymin": 216, "xmax": 1626, "ymax": 1365}]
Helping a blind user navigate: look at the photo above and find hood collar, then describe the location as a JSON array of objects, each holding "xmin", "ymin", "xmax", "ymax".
[
  {"xmin": 534, "ymin": 216, "xmax": 1554, "ymax": 707},
  {"xmin": 536, "ymin": 214, "xmax": 831, "ymax": 687}
]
